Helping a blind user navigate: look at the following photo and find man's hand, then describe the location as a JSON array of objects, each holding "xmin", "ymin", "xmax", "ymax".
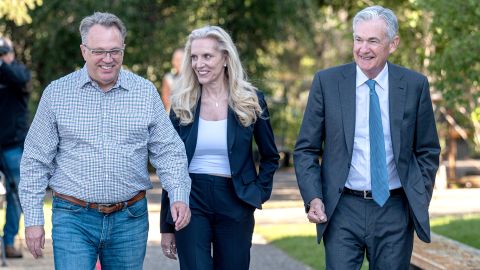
[
  {"xmin": 161, "ymin": 233, "xmax": 177, "ymax": 260},
  {"xmin": 25, "ymin": 225, "xmax": 45, "ymax": 258},
  {"xmin": 170, "ymin": 201, "xmax": 191, "ymax": 231},
  {"xmin": 307, "ymin": 198, "xmax": 328, "ymax": 224}
]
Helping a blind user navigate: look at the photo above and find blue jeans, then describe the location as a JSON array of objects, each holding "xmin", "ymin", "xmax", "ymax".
[
  {"xmin": 1, "ymin": 146, "xmax": 23, "ymax": 246},
  {"xmin": 52, "ymin": 196, "xmax": 149, "ymax": 270}
]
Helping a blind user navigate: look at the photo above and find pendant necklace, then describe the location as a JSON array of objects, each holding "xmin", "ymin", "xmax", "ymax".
[
  {"xmin": 213, "ymin": 95, "xmax": 223, "ymax": 108},
  {"xmin": 207, "ymin": 90, "xmax": 226, "ymax": 108}
]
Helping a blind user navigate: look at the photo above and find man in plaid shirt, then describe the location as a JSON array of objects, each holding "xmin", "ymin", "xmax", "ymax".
[{"xmin": 19, "ymin": 12, "xmax": 191, "ymax": 269}]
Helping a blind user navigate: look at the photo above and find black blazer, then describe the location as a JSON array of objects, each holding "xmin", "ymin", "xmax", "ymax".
[
  {"xmin": 294, "ymin": 62, "xmax": 440, "ymax": 243},
  {"xmin": 161, "ymin": 91, "xmax": 279, "ymax": 232}
]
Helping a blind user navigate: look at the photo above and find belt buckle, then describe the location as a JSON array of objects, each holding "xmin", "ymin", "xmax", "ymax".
[
  {"xmin": 363, "ymin": 190, "xmax": 373, "ymax": 200},
  {"xmin": 97, "ymin": 203, "xmax": 114, "ymax": 212}
]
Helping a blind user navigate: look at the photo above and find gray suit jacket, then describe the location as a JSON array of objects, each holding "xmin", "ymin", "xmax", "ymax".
[{"xmin": 294, "ymin": 62, "xmax": 440, "ymax": 243}]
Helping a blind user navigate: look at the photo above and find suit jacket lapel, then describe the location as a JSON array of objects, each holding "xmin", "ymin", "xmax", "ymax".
[
  {"xmin": 388, "ymin": 62, "xmax": 406, "ymax": 165},
  {"xmin": 227, "ymin": 107, "xmax": 236, "ymax": 152},
  {"xmin": 339, "ymin": 63, "xmax": 357, "ymax": 157},
  {"xmin": 185, "ymin": 100, "xmax": 201, "ymax": 164}
]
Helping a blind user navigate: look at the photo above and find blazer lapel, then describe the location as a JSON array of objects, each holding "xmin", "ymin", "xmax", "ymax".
[
  {"xmin": 339, "ymin": 63, "xmax": 357, "ymax": 157},
  {"xmin": 185, "ymin": 100, "xmax": 201, "ymax": 164},
  {"xmin": 227, "ymin": 107, "xmax": 236, "ymax": 152},
  {"xmin": 388, "ymin": 62, "xmax": 406, "ymax": 165}
]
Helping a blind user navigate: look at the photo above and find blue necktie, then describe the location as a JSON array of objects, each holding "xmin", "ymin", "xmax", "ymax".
[{"xmin": 366, "ymin": 79, "xmax": 389, "ymax": 207}]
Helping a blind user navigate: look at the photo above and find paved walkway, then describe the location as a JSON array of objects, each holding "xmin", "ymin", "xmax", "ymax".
[
  {"xmin": 3, "ymin": 169, "xmax": 480, "ymax": 269},
  {"xmin": 2, "ymin": 169, "xmax": 311, "ymax": 270}
]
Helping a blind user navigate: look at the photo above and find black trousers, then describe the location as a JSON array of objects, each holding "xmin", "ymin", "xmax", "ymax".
[
  {"xmin": 323, "ymin": 191, "xmax": 414, "ymax": 270},
  {"xmin": 175, "ymin": 173, "xmax": 255, "ymax": 270}
]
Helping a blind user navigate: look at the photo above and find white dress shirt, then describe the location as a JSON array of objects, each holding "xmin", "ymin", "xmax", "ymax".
[{"xmin": 345, "ymin": 64, "xmax": 401, "ymax": 191}]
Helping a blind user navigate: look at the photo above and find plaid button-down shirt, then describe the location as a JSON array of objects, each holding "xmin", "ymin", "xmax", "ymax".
[{"xmin": 20, "ymin": 66, "xmax": 191, "ymax": 227}]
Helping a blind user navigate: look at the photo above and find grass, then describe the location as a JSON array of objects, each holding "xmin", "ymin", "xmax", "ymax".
[
  {"xmin": 255, "ymin": 224, "xmax": 369, "ymax": 269},
  {"xmin": 255, "ymin": 214, "xmax": 480, "ymax": 269},
  {"xmin": 431, "ymin": 214, "xmax": 480, "ymax": 249}
]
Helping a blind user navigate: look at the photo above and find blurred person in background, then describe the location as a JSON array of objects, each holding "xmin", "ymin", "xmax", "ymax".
[
  {"xmin": 161, "ymin": 48, "xmax": 184, "ymax": 112},
  {"xmin": 0, "ymin": 36, "xmax": 31, "ymax": 259}
]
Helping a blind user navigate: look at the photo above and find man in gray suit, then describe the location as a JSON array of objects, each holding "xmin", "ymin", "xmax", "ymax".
[{"xmin": 294, "ymin": 5, "xmax": 440, "ymax": 269}]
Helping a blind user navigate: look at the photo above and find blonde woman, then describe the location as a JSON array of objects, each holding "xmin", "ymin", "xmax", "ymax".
[{"xmin": 160, "ymin": 26, "xmax": 279, "ymax": 270}]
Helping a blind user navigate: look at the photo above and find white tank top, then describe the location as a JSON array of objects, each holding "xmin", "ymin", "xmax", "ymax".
[{"xmin": 189, "ymin": 118, "xmax": 232, "ymax": 176}]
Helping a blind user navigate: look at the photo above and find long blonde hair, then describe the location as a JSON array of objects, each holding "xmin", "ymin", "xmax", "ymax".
[{"xmin": 170, "ymin": 25, "xmax": 262, "ymax": 127}]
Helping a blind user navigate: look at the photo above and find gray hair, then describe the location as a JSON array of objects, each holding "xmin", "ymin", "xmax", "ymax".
[
  {"xmin": 353, "ymin": 6, "xmax": 398, "ymax": 40},
  {"xmin": 79, "ymin": 12, "xmax": 127, "ymax": 44}
]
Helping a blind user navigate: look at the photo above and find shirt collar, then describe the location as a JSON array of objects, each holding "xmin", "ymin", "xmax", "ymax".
[
  {"xmin": 78, "ymin": 66, "xmax": 92, "ymax": 89},
  {"xmin": 355, "ymin": 63, "xmax": 389, "ymax": 91},
  {"xmin": 78, "ymin": 65, "xmax": 131, "ymax": 92}
]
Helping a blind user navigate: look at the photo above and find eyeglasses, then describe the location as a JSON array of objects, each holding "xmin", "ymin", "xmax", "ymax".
[{"xmin": 82, "ymin": 44, "xmax": 124, "ymax": 58}]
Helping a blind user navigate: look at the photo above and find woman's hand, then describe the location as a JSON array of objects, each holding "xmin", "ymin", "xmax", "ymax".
[{"xmin": 161, "ymin": 233, "xmax": 177, "ymax": 260}]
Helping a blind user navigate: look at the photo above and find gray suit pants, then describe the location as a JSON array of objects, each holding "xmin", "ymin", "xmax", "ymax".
[{"xmin": 323, "ymin": 191, "xmax": 414, "ymax": 270}]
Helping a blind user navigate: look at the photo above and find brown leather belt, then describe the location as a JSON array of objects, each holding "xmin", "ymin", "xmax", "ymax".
[{"xmin": 53, "ymin": 191, "xmax": 146, "ymax": 214}]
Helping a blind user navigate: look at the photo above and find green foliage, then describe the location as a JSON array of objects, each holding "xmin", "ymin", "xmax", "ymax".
[
  {"xmin": 2, "ymin": 1, "xmax": 315, "ymax": 128},
  {"xmin": 6, "ymin": 0, "xmax": 195, "ymax": 90},
  {"xmin": 3, "ymin": 0, "xmax": 317, "ymax": 90},
  {"xmin": 271, "ymin": 235, "xmax": 325, "ymax": 268},
  {"xmin": 431, "ymin": 214, "xmax": 480, "ymax": 249},
  {"xmin": 0, "ymin": 0, "xmax": 42, "ymax": 26},
  {"xmin": 255, "ymin": 224, "xmax": 323, "ymax": 268},
  {"xmin": 417, "ymin": 0, "xmax": 480, "ymax": 146},
  {"xmin": 1, "ymin": 0, "xmax": 320, "ymax": 153},
  {"xmin": 1, "ymin": 0, "xmax": 477, "ymax": 153},
  {"xmin": 265, "ymin": 0, "xmax": 426, "ymax": 150}
]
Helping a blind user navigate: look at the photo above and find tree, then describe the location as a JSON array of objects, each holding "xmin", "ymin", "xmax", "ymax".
[
  {"xmin": 0, "ymin": 0, "xmax": 42, "ymax": 26},
  {"xmin": 266, "ymin": 0, "xmax": 426, "ymax": 150},
  {"xmin": 3, "ymin": 0, "xmax": 313, "ymax": 98},
  {"xmin": 418, "ymin": 0, "xmax": 480, "ymax": 148},
  {"xmin": 2, "ymin": 0, "xmax": 447, "ymax": 155},
  {"xmin": 2, "ymin": 0, "xmax": 317, "ymax": 142}
]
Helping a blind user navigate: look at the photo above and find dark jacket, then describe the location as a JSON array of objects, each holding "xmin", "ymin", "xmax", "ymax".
[
  {"xmin": 0, "ymin": 60, "xmax": 31, "ymax": 148},
  {"xmin": 161, "ymin": 91, "xmax": 279, "ymax": 233},
  {"xmin": 294, "ymin": 62, "xmax": 440, "ymax": 243}
]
